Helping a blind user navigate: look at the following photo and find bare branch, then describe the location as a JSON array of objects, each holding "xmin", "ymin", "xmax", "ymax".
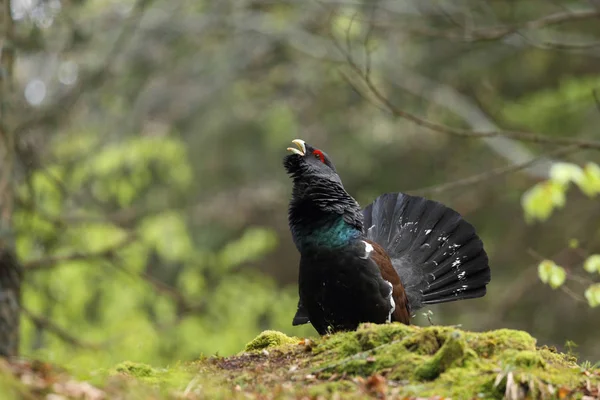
[
  {"xmin": 23, "ymin": 235, "xmax": 136, "ymax": 272},
  {"xmin": 21, "ymin": 306, "xmax": 100, "ymax": 350},
  {"xmin": 533, "ymin": 39, "xmax": 600, "ymax": 50},
  {"xmin": 13, "ymin": 0, "xmax": 154, "ymax": 136},
  {"xmin": 332, "ymin": 32, "xmax": 600, "ymax": 151},
  {"xmin": 409, "ymin": 145, "xmax": 582, "ymax": 197},
  {"xmin": 109, "ymin": 257, "xmax": 207, "ymax": 316},
  {"xmin": 561, "ymin": 285, "xmax": 587, "ymax": 303},
  {"xmin": 400, "ymin": 8, "xmax": 600, "ymax": 43}
]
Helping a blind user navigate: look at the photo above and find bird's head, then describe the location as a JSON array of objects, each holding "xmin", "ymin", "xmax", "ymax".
[
  {"xmin": 283, "ymin": 139, "xmax": 340, "ymax": 184},
  {"xmin": 283, "ymin": 139, "xmax": 363, "ymax": 243}
]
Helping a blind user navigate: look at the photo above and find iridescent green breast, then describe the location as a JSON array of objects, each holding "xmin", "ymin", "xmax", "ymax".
[{"xmin": 296, "ymin": 216, "xmax": 362, "ymax": 251}]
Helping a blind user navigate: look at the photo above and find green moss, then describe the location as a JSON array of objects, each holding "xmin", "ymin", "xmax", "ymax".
[
  {"xmin": 315, "ymin": 322, "xmax": 415, "ymax": 358},
  {"xmin": 110, "ymin": 360, "xmax": 194, "ymax": 393},
  {"xmin": 467, "ymin": 328, "xmax": 536, "ymax": 357},
  {"xmin": 5, "ymin": 325, "xmax": 599, "ymax": 399},
  {"xmin": 355, "ymin": 322, "xmax": 414, "ymax": 349},
  {"xmin": 415, "ymin": 330, "xmax": 466, "ymax": 380},
  {"xmin": 314, "ymin": 330, "xmax": 361, "ymax": 356},
  {"xmin": 274, "ymin": 324, "xmax": 598, "ymax": 399},
  {"xmin": 400, "ymin": 328, "xmax": 441, "ymax": 355},
  {"xmin": 114, "ymin": 361, "xmax": 157, "ymax": 378},
  {"xmin": 501, "ymin": 350, "xmax": 546, "ymax": 368},
  {"xmin": 244, "ymin": 330, "xmax": 298, "ymax": 351}
]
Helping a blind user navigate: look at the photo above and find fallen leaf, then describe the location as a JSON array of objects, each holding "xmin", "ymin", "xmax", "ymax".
[
  {"xmin": 364, "ymin": 374, "xmax": 387, "ymax": 398},
  {"xmin": 558, "ymin": 386, "xmax": 570, "ymax": 399}
]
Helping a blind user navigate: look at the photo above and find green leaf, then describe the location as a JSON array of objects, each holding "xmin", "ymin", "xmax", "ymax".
[
  {"xmin": 522, "ymin": 181, "xmax": 566, "ymax": 222},
  {"xmin": 538, "ymin": 260, "xmax": 555, "ymax": 284},
  {"xmin": 538, "ymin": 260, "xmax": 566, "ymax": 289},
  {"xmin": 584, "ymin": 255, "xmax": 600, "ymax": 274},
  {"xmin": 584, "ymin": 284, "xmax": 600, "ymax": 308},
  {"xmin": 549, "ymin": 162, "xmax": 584, "ymax": 186},
  {"xmin": 576, "ymin": 162, "xmax": 600, "ymax": 197},
  {"xmin": 548, "ymin": 266, "xmax": 566, "ymax": 289}
]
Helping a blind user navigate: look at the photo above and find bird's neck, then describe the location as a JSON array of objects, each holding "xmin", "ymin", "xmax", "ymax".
[
  {"xmin": 290, "ymin": 213, "xmax": 363, "ymax": 252},
  {"xmin": 288, "ymin": 180, "xmax": 364, "ymax": 252}
]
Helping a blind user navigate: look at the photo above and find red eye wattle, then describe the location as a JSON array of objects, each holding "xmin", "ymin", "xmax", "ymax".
[{"xmin": 313, "ymin": 150, "xmax": 325, "ymax": 163}]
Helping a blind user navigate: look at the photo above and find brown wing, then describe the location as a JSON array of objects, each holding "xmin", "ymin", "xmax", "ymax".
[{"xmin": 365, "ymin": 240, "xmax": 411, "ymax": 324}]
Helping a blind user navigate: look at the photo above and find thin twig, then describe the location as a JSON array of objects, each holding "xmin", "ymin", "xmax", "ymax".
[
  {"xmin": 409, "ymin": 145, "xmax": 581, "ymax": 196},
  {"xmin": 345, "ymin": 12, "xmax": 357, "ymax": 62},
  {"xmin": 108, "ymin": 254, "xmax": 207, "ymax": 315},
  {"xmin": 21, "ymin": 306, "xmax": 101, "ymax": 350},
  {"xmin": 533, "ymin": 39, "xmax": 600, "ymax": 50},
  {"xmin": 13, "ymin": 0, "xmax": 154, "ymax": 136},
  {"xmin": 332, "ymin": 31, "xmax": 600, "ymax": 151},
  {"xmin": 399, "ymin": 8, "xmax": 600, "ymax": 43},
  {"xmin": 362, "ymin": 4, "xmax": 376, "ymax": 78},
  {"xmin": 567, "ymin": 273, "xmax": 595, "ymax": 286},
  {"xmin": 561, "ymin": 285, "xmax": 587, "ymax": 303},
  {"xmin": 23, "ymin": 234, "xmax": 136, "ymax": 271}
]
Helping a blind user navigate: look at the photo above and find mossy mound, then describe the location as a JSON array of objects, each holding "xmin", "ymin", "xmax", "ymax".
[
  {"xmin": 219, "ymin": 323, "xmax": 600, "ymax": 399},
  {"xmin": 244, "ymin": 330, "xmax": 299, "ymax": 351},
  {"xmin": 113, "ymin": 361, "xmax": 157, "ymax": 378},
  {"xmin": 1, "ymin": 324, "xmax": 599, "ymax": 399}
]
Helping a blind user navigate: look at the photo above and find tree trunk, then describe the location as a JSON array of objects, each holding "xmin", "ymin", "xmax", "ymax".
[
  {"xmin": 0, "ymin": 248, "xmax": 21, "ymax": 357},
  {"xmin": 0, "ymin": 0, "xmax": 20, "ymax": 358}
]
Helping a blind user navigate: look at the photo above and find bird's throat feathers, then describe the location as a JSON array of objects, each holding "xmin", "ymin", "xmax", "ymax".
[{"xmin": 288, "ymin": 180, "xmax": 363, "ymax": 252}]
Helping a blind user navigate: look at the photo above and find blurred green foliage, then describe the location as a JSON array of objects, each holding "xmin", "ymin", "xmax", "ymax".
[
  {"xmin": 6, "ymin": 0, "xmax": 600, "ymax": 370},
  {"xmin": 522, "ymin": 161, "xmax": 600, "ymax": 220},
  {"xmin": 501, "ymin": 76, "xmax": 600, "ymax": 136},
  {"xmin": 15, "ymin": 133, "xmax": 312, "ymax": 370},
  {"xmin": 524, "ymin": 160, "xmax": 600, "ymax": 306}
]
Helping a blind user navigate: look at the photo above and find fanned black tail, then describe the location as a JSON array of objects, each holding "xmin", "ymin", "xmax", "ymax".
[{"xmin": 362, "ymin": 192, "xmax": 491, "ymax": 313}]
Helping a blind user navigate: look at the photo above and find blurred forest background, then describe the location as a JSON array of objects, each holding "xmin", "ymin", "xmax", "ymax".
[{"xmin": 1, "ymin": 0, "xmax": 600, "ymax": 372}]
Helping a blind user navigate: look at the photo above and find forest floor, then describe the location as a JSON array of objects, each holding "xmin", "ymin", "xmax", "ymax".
[{"xmin": 1, "ymin": 323, "xmax": 599, "ymax": 399}]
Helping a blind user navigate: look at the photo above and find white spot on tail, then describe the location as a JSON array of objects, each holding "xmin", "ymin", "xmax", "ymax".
[
  {"xmin": 360, "ymin": 240, "xmax": 373, "ymax": 259},
  {"xmin": 453, "ymin": 284, "xmax": 469, "ymax": 296},
  {"xmin": 385, "ymin": 280, "xmax": 395, "ymax": 323},
  {"xmin": 457, "ymin": 271, "xmax": 466, "ymax": 280},
  {"xmin": 403, "ymin": 221, "xmax": 418, "ymax": 233},
  {"xmin": 424, "ymin": 229, "xmax": 432, "ymax": 235}
]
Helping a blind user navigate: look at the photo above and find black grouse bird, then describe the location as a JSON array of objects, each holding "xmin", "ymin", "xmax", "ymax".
[{"xmin": 284, "ymin": 139, "xmax": 491, "ymax": 335}]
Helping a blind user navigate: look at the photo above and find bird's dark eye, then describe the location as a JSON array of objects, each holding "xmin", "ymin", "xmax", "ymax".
[{"xmin": 313, "ymin": 150, "xmax": 325, "ymax": 163}]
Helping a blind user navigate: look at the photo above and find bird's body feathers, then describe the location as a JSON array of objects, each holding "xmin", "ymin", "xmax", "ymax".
[{"xmin": 284, "ymin": 139, "xmax": 491, "ymax": 335}]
